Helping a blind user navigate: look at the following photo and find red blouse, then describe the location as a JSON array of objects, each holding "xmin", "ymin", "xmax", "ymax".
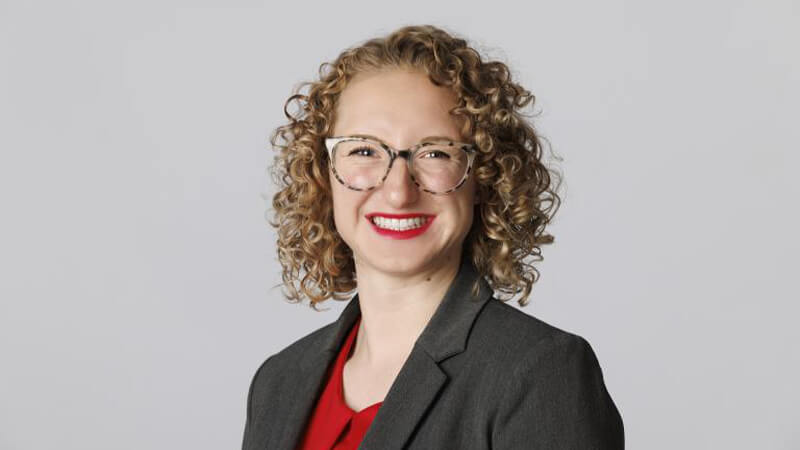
[{"xmin": 298, "ymin": 317, "xmax": 383, "ymax": 450}]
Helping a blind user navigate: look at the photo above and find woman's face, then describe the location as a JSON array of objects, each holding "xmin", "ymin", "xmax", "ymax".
[{"xmin": 329, "ymin": 69, "xmax": 477, "ymax": 279}]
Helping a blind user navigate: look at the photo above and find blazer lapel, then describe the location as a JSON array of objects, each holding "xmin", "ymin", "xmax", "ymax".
[
  {"xmin": 357, "ymin": 347, "xmax": 447, "ymax": 450},
  {"xmin": 272, "ymin": 257, "xmax": 493, "ymax": 450},
  {"xmin": 359, "ymin": 258, "xmax": 494, "ymax": 450},
  {"xmin": 271, "ymin": 297, "xmax": 362, "ymax": 450}
]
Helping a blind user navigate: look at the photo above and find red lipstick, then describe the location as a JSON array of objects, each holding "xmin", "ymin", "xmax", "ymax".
[{"xmin": 365, "ymin": 213, "xmax": 436, "ymax": 240}]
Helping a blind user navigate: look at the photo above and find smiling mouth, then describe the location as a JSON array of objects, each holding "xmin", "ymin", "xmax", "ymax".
[{"xmin": 369, "ymin": 215, "xmax": 431, "ymax": 231}]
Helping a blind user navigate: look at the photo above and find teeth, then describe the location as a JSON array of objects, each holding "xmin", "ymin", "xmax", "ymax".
[{"xmin": 371, "ymin": 216, "xmax": 428, "ymax": 231}]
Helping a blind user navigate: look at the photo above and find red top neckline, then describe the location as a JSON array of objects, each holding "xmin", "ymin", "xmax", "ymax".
[{"xmin": 297, "ymin": 316, "xmax": 383, "ymax": 450}]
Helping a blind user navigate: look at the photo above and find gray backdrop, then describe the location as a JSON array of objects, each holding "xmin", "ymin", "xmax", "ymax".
[{"xmin": 1, "ymin": 0, "xmax": 798, "ymax": 449}]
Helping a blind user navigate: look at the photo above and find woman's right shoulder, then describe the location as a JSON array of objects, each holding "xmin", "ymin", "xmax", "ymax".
[{"xmin": 249, "ymin": 319, "xmax": 339, "ymax": 380}]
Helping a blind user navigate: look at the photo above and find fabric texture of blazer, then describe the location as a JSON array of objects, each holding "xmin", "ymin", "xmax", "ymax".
[{"xmin": 242, "ymin": 258, "xmax": 624, "ymax": 449}]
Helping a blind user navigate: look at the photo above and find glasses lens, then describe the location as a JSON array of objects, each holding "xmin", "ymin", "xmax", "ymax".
[
  {"xmin": 332, "ymin": 140, "xmax": 390, "ymax": 190},
  {"xmin": 412, "ymin": 143, "xmax": 470, "ymax": 193}
]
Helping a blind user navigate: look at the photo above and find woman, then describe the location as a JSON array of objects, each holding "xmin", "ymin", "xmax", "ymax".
[{"xmin": 243, "ymin": 25, "xmax": 624, "ymax": 450}]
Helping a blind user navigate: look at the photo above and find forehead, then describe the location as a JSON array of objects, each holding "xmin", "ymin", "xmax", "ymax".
[{"xmin": 333, "ymin": 69, "xmax": 463, "ymax": 144}]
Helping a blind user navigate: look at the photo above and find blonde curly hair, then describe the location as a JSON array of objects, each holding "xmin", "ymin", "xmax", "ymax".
[{"xmin": 269, "ymin": 25, "xmax": 563, "ymax": 310}]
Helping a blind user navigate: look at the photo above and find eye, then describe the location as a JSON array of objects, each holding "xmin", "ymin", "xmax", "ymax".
[
  {"xmin": 347, "ymin": 146, "xmax": 376, "ymax": 157},
  {"xmin": 420, "ymin": 149, "xmax": 451, "ymax": 159}
]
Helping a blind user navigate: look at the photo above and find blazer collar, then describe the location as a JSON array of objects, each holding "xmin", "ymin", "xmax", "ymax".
[
  {"xmin": 326, "ymin": 256, "xmax": 492, "ymax": 360},
  {"xmin": 273, "ymin": 257, "xmax": 494, "ymax": 450}
]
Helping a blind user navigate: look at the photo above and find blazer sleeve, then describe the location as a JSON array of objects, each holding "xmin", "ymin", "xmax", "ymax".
[{"xmin": 491, "ymin": 334, "xmax": 624, "ymax": 449}]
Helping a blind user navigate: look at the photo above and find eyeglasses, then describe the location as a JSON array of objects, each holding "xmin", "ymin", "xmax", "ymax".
[{"xmin": 324, "ymin": 135, "xmax": 477, "ymax": 195}]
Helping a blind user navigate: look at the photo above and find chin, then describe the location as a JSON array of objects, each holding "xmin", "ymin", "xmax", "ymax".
[
  {"xmin": 371, "ymin": 256, "xmax": 428, "ymax": 275},
  {"xmin": 360, "ymin": 247, "xmax": 457, "ymax": 277}
]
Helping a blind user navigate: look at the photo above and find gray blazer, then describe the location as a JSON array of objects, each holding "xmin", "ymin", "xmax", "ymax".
[{"xmin": 242, "ymin": 259, "xmax": 624, "ymax": 449}]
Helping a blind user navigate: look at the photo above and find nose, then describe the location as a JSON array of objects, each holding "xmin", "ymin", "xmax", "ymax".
[{"xmin": 380, "ymin": 155, "xmax": 419, "ymax": 207}]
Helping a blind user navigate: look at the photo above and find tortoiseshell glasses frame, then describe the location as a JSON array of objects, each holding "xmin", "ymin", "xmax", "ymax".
[{"xmin": 324, "ymin": 135, "xmax": 477, "ymax": 195}]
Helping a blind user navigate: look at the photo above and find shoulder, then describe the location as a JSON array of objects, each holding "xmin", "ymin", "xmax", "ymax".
[
  {"xmin": 250, "ymin": 319, "xmax": 338, "ymax": 378},
  {"xmin": 468, "ymin": 297, "xmax": 618, "ymax": 403},
  {"xmin": 470, "ymin": 297, "xmax": 596, "ymax": 367},
  {"xmin": 477, "ymin": 299, "xmax": 625, "ymax": 447},
  {"xmin": 479, "ymin": 297, "xmax": 579, "ymax": 342},
  {"xmin": 244, "ymin": 319, "xmax": 339, "ymax": 422},
  {"xmin": 475, "ymin": 299, "xmax": 624, "ymax": 449}
]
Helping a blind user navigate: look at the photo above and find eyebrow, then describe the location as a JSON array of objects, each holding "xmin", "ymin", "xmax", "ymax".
[{"xmin": 347, "ymin": 133, "xmax": 463, "ymax": 145}]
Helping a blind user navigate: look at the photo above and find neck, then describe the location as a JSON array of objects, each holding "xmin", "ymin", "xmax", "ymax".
[{"xmin": 350, "ymin": 255, "xmax": 462, "ymax": 368}]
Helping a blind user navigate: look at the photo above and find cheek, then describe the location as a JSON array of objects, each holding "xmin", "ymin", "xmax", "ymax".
[
  {"xmin": 439, "ymin": 192, "xmax": 476, "ymax": 236},
  {"xmin": 461, "ymin": 204, "xmax": 476, "ymax": 235},
  {"xmin": 460, "ymin": 181, "xmax": 478, "ymax": 217},
  {"xmin": 330, "ymin": 182, "xmax": 365, "ymax": 227},
  {"xmin": 330, "ymin": 185, "xmax": 347, "ymax": 225},
  {"xmin": 458, "ymin": 188, "xmax": 478, "ymax": 234}
]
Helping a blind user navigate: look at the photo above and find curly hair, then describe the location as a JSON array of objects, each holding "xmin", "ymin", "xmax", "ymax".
[{"xmin": 269, "ymin": 24, "xmax": 563, "ymax": 310}]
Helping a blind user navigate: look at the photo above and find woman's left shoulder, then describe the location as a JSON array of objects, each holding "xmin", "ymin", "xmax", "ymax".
[
  {"xmin": 468, "ymin": 297, "xmax": 617, "ymax": 388},
  {"xmin": 474, "ymin": 297, "xmax": 597, "ymax": 355},
  {"xmin": 475, "ymin": 298, "xmax": 625, "ymax": 448}
]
